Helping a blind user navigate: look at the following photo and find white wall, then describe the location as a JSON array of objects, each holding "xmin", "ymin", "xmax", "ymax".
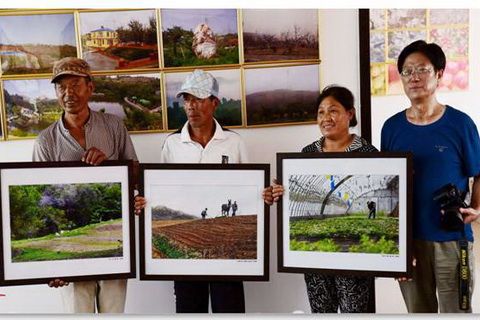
[{"xmin": 2, "ymin": 8, "xmax": 478, "ymax": 314}]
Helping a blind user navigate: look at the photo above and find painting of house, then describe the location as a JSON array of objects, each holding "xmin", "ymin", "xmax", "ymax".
[{"xmin": 81, "ymin": 26, "xmax": 119, "ymax": 49}]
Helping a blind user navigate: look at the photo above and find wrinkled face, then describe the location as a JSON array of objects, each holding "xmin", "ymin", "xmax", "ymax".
[
  {"xmin": 183, "ymin": 93, "xmax": 218, "ymax": 129},
  {"xmin": 317, "ymin": 96, "xmax": 353, "ymax": 140},
  {"xmin": 400, "ymin": 52, "xmax": 443, "ymax": 102},
  {"xmin": 55, "ymin": 76, "xmax": 93, "ymax": 115}
]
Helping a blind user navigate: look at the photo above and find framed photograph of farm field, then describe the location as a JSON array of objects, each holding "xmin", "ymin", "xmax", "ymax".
[
  {"xmin": 277, "ymin": 152, "xmax": 413, "ymax": 278},
  {"xmin": 0, "ymin": 161, "xmax": 135, "ymax": 286},
  {"xmin": 0, "ymin": 12, "xmax": 77, "ymax": 75},
  {"xmin": 139, "ymin": 163, "xmax": 269, "ymax": 281},
  {"xmin": 242, "ymin": 9, "xmax": 319, "ymax": 63}
]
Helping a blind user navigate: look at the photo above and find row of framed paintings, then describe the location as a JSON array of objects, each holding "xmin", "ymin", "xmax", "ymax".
[
  {"xmin": 0, "ymin": 63, "xmax": 320, "ymax": 140},
  {"xmin": 0, "ymin": 153, "xmax": 412, "ymax": 286},
  {"xmin": 0, "ymin": 9, "xmax": 320, "ymax": 75}
]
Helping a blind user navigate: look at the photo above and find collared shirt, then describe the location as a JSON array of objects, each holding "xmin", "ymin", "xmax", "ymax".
[
  {"xmin": 160, "ymin": 119, "xmax": 248, "ymax": 164},
  {"xmin": 33, "ymin": 109, "xmax": 137, "ymax": 162}
]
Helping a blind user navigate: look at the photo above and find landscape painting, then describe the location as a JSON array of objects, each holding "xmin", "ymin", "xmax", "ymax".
[
  {"xmin": 92, "ymin": 73, "xmax": 163, "ymax": 132},
  {"xmin": 140, "ymin": 164, "xmax": 269, "ymax": 280},
  {"xmin": 278, "ymin": 153, "xmax": 412, "ymax": 277},
  {"xmin": 3, "ymin": 79, "xmax": 62, "ymax": 139},
  {"xmin": 242, "ymin": 9, "xmax": 319, "ymax": 63},
  {"xmin": 9, "ymin": 182, "xmax": 123, "ymax": 263},
  {"xmin": 165, "ymin": 69, "xmax": 242, "ymax": 130},
  {"xmin": 244, "ymin": 64, "xmax": 319, "ymax": 126},
  {"xmin": 161, "ymin": 9, "xmax": 239, "ymax": 67},
  {"xmin": 0, "ymin": 13, "xmax": 77, "ymax": 75},
  {"xmin": 288, "ymin": 174, "xmax": 399, "ymax": 255},
  {"xmin": 79, "ymin": 10, "xmax": 159, "ymax": 71},
  {"xmin": 0, "ymin": 163, "xmax": 134, "ymax": 286}
]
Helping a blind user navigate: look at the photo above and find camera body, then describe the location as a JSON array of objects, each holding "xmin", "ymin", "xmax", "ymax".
[{"xmin": 433, "ymin": 183, "xmax": 467, "ymax": 232}]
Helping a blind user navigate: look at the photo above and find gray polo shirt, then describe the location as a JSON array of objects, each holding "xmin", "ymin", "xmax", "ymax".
[{"xmin": 33, "ymin": 109, "xmax": 137, "ymax": 162}]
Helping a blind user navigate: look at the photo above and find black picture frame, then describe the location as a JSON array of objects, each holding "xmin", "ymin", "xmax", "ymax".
[
  {"xmin": 139, "ymin": 163, "xmax": 270, "ymax": 281},
  {"xmin": 0, "ymin": 160, "xmax": 135, "ymax": 286},
  {"xmin": 277, "ymin": 152, "xmax": 413, "ymax": 278}
]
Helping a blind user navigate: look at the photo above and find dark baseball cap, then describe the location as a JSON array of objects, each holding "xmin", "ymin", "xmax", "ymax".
[{"xmin": 51, "ymin": 57, "xmax": 92, "ymax": 83}]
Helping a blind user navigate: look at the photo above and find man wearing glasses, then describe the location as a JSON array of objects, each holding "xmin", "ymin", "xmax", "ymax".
[{"xmin": 381, "ymin": 40, "xmax": 480, "ymax": 313}]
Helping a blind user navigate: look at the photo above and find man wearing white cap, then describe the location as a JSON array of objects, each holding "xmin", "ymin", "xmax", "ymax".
[
  {"xmin": 33, "ymin": 57, "xmax": 137, "ymax": 313},
  {"xmin": 135, "ymin": 69, "xmax": 247, "ymax": 312}
]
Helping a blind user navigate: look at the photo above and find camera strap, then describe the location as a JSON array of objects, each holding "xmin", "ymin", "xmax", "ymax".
[{"xmin": 458, "ymin": 235, "xmax": 469, "ymax": 310}]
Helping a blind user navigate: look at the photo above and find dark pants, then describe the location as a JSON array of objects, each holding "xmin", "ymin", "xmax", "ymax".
[{"xmin": 174, "ymin": 280, "xmax": 245, "ymax": 313}]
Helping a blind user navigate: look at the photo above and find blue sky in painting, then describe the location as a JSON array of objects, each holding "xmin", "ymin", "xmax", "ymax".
[
  {"xmin": 161, "ymin": 9, "xmax": 237, "ymax": 35},
  {"xmin": 0, "ymin": 14, "xmax": 76, "ymax": 46}
]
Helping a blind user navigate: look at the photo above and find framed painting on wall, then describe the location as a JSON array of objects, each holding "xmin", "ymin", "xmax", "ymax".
[
  {"xmin": 161, "ymin": 9, "xmax": 240, "ymax": 68},
  {"xmin": 78, "ymin": 9, "xmax": 159, "ymax": 71},
  {"xmin": 91, "ymin": 72, "xmax": 163, "ymax": 133},
  {"xmin": 242, "ymin": 9, "xmax": 319, "ymax": 63},
  {"xmin": 244, "ymin": 64, "xmax": 319, "ymax": 127},
  {"xmin": 0, "ymin": 161, "xmax": 135, "ymax": 286},
  {"xmin": 0, "ymin": 12, "xmax": 77, "ymax": 75},
  {"xmin": 139, "ymin": 163, "xmax": 269, "ymax": 281},
  {"xmin": 277, "ymin": 152, "xmax": 413, "ymax": 278},
  {"xmin": 164, "ymin": 68, "xmax": 242, "ymax": 130},
  {"xmin": 2, "ymin": 78, "xmax": 62, "ymax": 140}
]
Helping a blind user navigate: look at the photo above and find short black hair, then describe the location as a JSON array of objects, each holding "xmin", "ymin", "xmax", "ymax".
[
  {"xmin": 397, "ymin": 40, "xmax": 446, "ymax": 73},
  {"xmin": 316, "ymin": 85, "xmax": 358, "ymax": 127}
]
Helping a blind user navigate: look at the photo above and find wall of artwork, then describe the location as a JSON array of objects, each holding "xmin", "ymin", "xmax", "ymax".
[{"xmin": 0, "ymin": 8, "xmax": 323, "ymax": 142}]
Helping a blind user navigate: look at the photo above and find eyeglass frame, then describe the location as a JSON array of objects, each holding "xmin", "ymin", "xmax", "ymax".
[{"xmin": 399, "ymin": 66, "xmax": 435, "ymax": 78}]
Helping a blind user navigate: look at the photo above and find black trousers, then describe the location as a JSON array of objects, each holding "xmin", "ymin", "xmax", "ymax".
[{"xmin": 174, "ymin": 280, "xmax": 245, "ymax": 313}]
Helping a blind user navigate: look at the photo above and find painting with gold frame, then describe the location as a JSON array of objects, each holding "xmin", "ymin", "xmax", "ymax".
[
  {"xmin": 91, "ymin": 72, "xmax": 163, "ymax": 133},
  {"xmin": 3, "ymin": 78, "xmax": 62, "ymax": 140},
  {"xmin": 244, "ymin": 64, "xmax": 319, "ymax": 127},
  {"xmin": 78, "ymin": 9, "xmax": 159, "ymax": 72},
  {"xmin": 0, "ymin": 12, "xmax": 77, "ymax": 75},
  {"xmin": 161, "ymin": 9, "xmax": 240, "ymax": 68},
  {"xmin": 242, "ymin": 9, "xmax": 319, "ymax": 64},
  {"xmin": 164, "ymin": 68, "xmax": 242, "ymax": 131}
]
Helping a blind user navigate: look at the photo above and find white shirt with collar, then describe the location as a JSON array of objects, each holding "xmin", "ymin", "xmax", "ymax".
[{"xmin": 160, "ymin": 119, "xmax": 248, "ymax": 164}]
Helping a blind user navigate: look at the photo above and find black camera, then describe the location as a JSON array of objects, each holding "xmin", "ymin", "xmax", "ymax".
[{"xmin": 433, "ymin": 183, "xmax": 467, "ymax": 232}]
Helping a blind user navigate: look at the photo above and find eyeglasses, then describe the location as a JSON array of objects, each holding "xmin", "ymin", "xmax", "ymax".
[{"xmin": 400, "ymin": 66, "xmax": 433, "ymax": 78}]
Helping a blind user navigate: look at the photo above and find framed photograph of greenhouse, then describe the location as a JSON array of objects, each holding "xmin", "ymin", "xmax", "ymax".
[
  {"xmin": 277, "ymin": 152, "xmax": 413, "ymax": 278},
  {"xmin": 0, "ymin": 161, "xmax": 135, "ymax": 286},
  {"xmin": 0, "ymin": 12, "xmax": 77, "ymax": 75},
  {"xmin": 139, "ymin": 163, "xmax": 269, "ymax": 281},
  {"xmin": 78, "ymin": 9, "xmax": 159, "ymax": 71}
]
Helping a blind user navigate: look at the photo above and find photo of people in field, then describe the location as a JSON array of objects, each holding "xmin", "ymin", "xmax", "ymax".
[
  {"xmin": 9, "ymin": 182, "xmax": 124, "ymax": 263},
  {"xmin": 288, "ymin": 174, "xmax": 399, "ymax": 255},
  {"xmin": 79, "ymin": 10, "xmax": 158, "ymax": 71},
  {"xmin": 150, "ymin": 184, "xmax": 258, "ymax": 260},
  {"xmin": 0, "ymin": 13, "xmax": 77, "ymax": 75}
]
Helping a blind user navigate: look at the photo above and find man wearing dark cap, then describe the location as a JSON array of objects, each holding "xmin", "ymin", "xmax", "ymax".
[
  {"xmin": 33, "ymin": 57, "xmax": 137, "ymax": 313},
  {"xmin": 135, "ymin": 69, "xmax": 247, "ymax": 313}
]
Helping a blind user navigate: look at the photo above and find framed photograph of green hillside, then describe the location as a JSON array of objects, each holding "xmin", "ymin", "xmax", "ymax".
[
  {"xmin": 244, "ymin": 64, "xmax": 320, "ymax": 127},
  {"xmin": 139, "ymin": 163, "xmax": 269, "ymax": 281},
  {"xmin": 165, "ymin": 69, "xmax": 242, "ymax": 130},
  {"xmin": 0, "ymin": 12, "xmax": 77, "ymax": 75},
  {"xmin": 78, "ymin": 9, "xmax": 159, "ymax": 71},
  {"xmin": 161, "ymin": 9, "xmax": 239, "ymax": 68},
  {"xmin": 0, "ymin": 161, "xmax": 135, "ymax": 286},
  {"xmin": 3, "ymin": 78, "xmax": 62, "ymax": 140},
  {"xmin": 92, "ymin": 73, "xmax": 163, "ymax": 132},
  {"xmin": 277, "ymin": 152, "xmax": 413, "ymax": 278}
]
